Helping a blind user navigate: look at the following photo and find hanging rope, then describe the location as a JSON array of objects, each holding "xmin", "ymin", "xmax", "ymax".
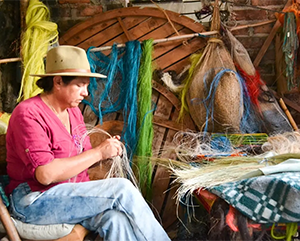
[{"xmin": 18, "ymin": 0, "xmax": 58, "ymax": 102}]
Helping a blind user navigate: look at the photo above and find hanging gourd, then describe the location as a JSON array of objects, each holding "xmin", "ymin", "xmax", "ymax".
[{"xmin": 186, "ymin": 0, "xmax": 242, "ymax": 133}]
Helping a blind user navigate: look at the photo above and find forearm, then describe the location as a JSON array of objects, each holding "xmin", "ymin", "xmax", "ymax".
[{"xmin": 35, "ymin": 148, "xmax": 102, "ymax": 185}]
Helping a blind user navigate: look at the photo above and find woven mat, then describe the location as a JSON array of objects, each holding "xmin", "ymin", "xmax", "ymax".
[{"xmin": 209, "ymin": 172, "xmax": 300, "ymax": 224}]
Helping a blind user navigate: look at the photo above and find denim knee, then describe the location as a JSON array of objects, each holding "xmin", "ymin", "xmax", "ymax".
[
  {"xmin": 113, "ymin": 178, "xmax": 137, "ymax": 191},
  {"xmin": 102, "ymin": 210, "xmax": 129, "ymax": 226}
]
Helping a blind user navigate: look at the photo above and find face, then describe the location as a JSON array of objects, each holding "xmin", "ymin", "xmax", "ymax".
[{"xmin": 55, "ymin": 76, "xmax": 90, "ymax": 108}]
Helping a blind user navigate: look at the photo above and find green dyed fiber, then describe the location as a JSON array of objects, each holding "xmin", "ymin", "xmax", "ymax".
[
  {"xmin": 136, "ymin": 39, "xmax": 154, "ymax": 199},
  {"xmin": 178, "ymin": 53, "xmax": 202, "ymax": 121},
  {"xmin": 18, "ymin": 0, "xmax": 58, "ymax": 102}
]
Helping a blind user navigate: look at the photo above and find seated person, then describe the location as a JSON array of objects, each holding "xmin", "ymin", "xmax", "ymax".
[{"xmin": 5, "ymin": 45, "xmax": 170, "ymax": 241}]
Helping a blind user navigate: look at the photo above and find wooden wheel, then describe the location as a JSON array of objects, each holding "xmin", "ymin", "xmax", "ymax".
[{"xmin": 60, "ymin": 7, "xmax": 206, "ymax": 234}]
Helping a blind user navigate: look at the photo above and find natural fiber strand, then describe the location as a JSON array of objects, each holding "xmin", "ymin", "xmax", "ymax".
[
  {"xmin": 135, "ymin": 39, "xmax": 154, "ymax": 199},
  {"xmin": 261, "ymin": 131, "xmax": 300, "ymax": 154},
  {"xmin": 171, "ymin": 131, "xmax": 300, "ymax": 206},
  {"xmin": 18, "ymin": 0, "xmax": 58, "ymax": 102},
  {"xmin": 178, "ymin": 53, "xmax": 202, "ymax": 121},
  {"xmin": 78, "ymin": 125, "xmax": 139, "ymax": 189}
]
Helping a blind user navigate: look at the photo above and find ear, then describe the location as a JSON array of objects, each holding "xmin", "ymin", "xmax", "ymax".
[{"xmin": 53, "ymin": 76, "xmax": 63, "ymax": 89}]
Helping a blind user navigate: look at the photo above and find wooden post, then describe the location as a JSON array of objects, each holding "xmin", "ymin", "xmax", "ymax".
[
  {"xmin": 0, "ymin": 198, "xmax": 21, "ymax": 241},
  {"xmin": 279, "ymin": 98, "xmax": 299, "ymax": 131},
  {"xmin": 20, "ymin": 0, "xmax": 29, "ymax": 63},
  {"xmin": 20, "ymin": 0, "xmax": 29, "ymax": 34}
]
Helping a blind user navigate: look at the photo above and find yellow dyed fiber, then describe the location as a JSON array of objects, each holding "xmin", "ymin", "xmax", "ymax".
[
  {"xmin": 18, "ymin": 0, "xmax": 58, "ymax": 102},
  {"xmin": 271, "ymin": 223, "xmax": 298, "ymax": 241},
  {"xmin": 178, "ymin": 53, "xmax": 202, "ymax": 121}
]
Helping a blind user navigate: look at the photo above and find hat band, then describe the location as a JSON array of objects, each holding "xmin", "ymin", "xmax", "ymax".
[{"xmin": 48, "ymin": 68, "xmax": 91, "ymax": 74}]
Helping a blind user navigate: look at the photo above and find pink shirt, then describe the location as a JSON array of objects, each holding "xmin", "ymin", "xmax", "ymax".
[{"xmin": 6, "ymin": 95, "xmax": 92, "ymax": 194}]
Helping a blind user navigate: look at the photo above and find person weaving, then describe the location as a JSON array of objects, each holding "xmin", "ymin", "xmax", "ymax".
[{"xmin": 5, "ymin": 45, "xmax": 170, "ymax": 241}]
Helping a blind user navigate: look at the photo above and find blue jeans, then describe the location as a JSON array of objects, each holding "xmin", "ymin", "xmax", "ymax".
[{"xmin": 9, "ymin": 178, "xmax": 171, "ymax": 241}]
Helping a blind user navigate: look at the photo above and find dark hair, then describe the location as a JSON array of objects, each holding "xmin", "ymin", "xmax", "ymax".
[{"xmin": 36, "ymin": 76, "xmax": 76, "ymax": 93}]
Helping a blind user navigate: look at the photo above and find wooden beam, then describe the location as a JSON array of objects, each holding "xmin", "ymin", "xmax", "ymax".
[
  {"xmin": 253, "ymin": 0, "xmax": 292, "ymax": 67},
  {"xmin": 0, "ymin": 57, "xmax": 21, "ymax": 65},
  {"xmin": 20, "ymin": 0, "xmax": 29, "ymax": 36},
  {"xmin": 279, "ymin": 98, "xmax": 299, "ymax": 131},
  {"xmin": 117, "ymin": 17, "xmax": 132, "ymax": 41},
  {"xmin": 230, "ymin": 20, "xmax": 276, "ymax": 32},
  {"xmin": 20, "ymin": 0, "xmax": 29, "ymax": 64},
  {"xmin": 271, "ymin": 89, "xmax": 300, "ymax": 113}
]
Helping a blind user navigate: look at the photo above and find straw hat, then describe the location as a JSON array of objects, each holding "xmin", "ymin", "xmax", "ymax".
[{"xmin": 31, "ymin": 45, "xmax": 106, "ymax": 78}]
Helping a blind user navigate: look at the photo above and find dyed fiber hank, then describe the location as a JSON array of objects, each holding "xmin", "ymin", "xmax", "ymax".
[
  {"xmin": 135, "ymin": 39, "xmax": 154, "ymax": 199},
  {"xmin": 283, "ymin": 12, "xmax": 299, "ymax": 90},
  {"xmin": 85, "ymin": 41, "xmax": 141, "ymax": 161},
  {"xmin": 19, "ymin": 0, "xmax": 58, "ymax": 102}
]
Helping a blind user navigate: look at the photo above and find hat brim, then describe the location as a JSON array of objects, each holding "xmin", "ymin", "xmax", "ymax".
[{"xmin": 30, "ymin": 72, "xmax": 106, "ymax": 78}]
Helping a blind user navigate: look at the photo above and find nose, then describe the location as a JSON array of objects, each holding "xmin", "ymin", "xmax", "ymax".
[{"xmin": 82, "ymin": 85, "xmax": 89, "ymax": 97}]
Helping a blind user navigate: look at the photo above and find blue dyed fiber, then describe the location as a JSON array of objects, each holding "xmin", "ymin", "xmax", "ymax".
[
  {"xmin": 191, "ymin": 68, "xmax": 255, "ymax": 133},
  {"xmin": 211, "ymin": 136, "xmax": 232, "ymax": 152},
  {"xmin": 84, "ymin": 41, "xmax": 141, "ymax": 160}
]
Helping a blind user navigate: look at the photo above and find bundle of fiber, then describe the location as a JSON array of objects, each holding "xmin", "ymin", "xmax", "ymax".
[
  {"xmin": 19, "ymin": 0, "xmax": 58, "ymax": 102},
  {"xmin": 225, "ymin": 30, "xmax": 293, "ymax": 135},
  {"xmin": 187, "ymin": 0, "xmax": 242, "ymax": 133}
]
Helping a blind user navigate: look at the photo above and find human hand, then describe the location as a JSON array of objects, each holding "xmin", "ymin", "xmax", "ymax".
[{"xmin": 96, "ymin": 136, "xmax": 123, "ymax": 160}]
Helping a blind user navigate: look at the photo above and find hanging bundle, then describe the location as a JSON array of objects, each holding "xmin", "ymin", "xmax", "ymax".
[
  {"xmin": 185, "ymin": 0, "xmax": 242, "ymax": 133},
  {"xmin": 85, "ymin": 41, "xmax": 141, "ymax": 160},
  {"xmin": 276, "ymin": 0, "xmax": 300, "ymax": 38},
  {"xmin": 135, "ymin": 39, "xmax": 154, "ymax": 199},
  {"xmin": 19, "ymin": 0, "xmax": 58, "ymax": 102},
  {"xmin": 282, "ymin": 12, "xmax": 299, "ymax": 90},
  {"xmin": 225, "ymin": 30, "xmax": 293, "ymax": 135}
]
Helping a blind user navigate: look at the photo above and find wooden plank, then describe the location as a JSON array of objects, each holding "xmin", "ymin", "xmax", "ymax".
[
  {"xmin": 61, "ymin": 19, "xmax": 118, "ymax": 46},
  {"xmin": 153, "ymin": 27, "xmax": 203, "ymax": 59},
  {"xmin": 78, "ymin": 16, "xmax": 149, "ymax": 49},
  {"xmin": 162, "ymin": 181, "xmax": 180, "ymax": 230},
  {"xmin": 127, "ymin": 17, "xmax": 168, "ymax": 40},
  {"xmin": 151, "ymin": 165, "xmax": 172, "ymax": 222},
  {"xmin": 60, "ymin": 7, "xmax": 206, "ymax": 45},
  {"xmin": 151, "ymin": 93, "xmax": 174, "ymax": 217},
  {"xmin": 152, "ymin": 80, "xmax": 181, "ymax": 111},
  {"xmin": 164, "ymin": 55, "xmax": 194, "ymax": 74},
  {"xmin": 151, "ymin": 96, "xmax": 174, "ymax": 156},
  {"xmin": 100, "ymin": 22, "xmax": 184, "ymax": 57},
  {"xmin": 153, "ymin": 115, "xmax": 193, "ymax": 131},
  {"xmin": 271, "ymin": 89, "xmax": 300, "ymax": 113},
  {"xmin": 156, "ymin": 37, "xmax": 205, "ymax": 71},
  {"xmin": 99, "ymin": 17, "xmax": 171, "ymax": 56},
  {"xmin": 138, "ymin": 21, "xmax": 184, "ymax": 42},
  {"xmin": 160, "ymin": 109, "xmax": 181, "ymax": 229},
  {"xmin": 80, "ymin": 17, "xmax": 149, "ymax": 49}
]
